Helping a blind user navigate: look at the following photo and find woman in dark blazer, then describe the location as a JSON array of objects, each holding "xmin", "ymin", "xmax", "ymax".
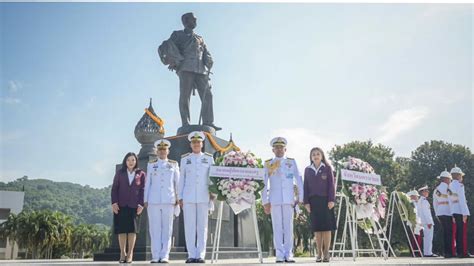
[
  {"xmin": 303, "ymin": 147, "xmax": 336, "ymax": 263},
  {"xmin": 111, "ymin": 152, "xmax": 146, "ymax": 263}
]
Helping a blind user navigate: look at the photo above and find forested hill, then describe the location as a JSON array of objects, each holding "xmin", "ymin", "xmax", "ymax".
[{"xmin": 0, "ymin": 176, "xmax": 112, "ymax": 226}]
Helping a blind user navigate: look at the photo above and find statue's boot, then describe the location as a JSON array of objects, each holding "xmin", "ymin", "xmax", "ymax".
[{"xmin": 205, "ymin": 123, "xmax": 222, "ymax": 131}]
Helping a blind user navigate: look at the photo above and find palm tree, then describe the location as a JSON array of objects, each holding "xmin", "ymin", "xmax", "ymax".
[
  {"xmin": 10, "ymin": 210, "xmax": 74, "ymax": 259},
  {"xmin": 0, "ymin": 213, "xmax": 19, "ymax": 259},
  {"xmin": 16, "ymin": 210, "xmax": 39, "ymax": 258},
  {"xmin": 90, "ymin": 225, "xmax": 110, "ymax": 254},
  {"xmin": 72, "ymin": 224, "xmax": 92, "ymax": 258},
  {"xmin": 38, "ymin": 211, "xmax": 72, "ymax": 259}
]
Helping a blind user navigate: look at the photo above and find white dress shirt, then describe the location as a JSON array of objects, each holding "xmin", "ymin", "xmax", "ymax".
[{"xmin": 127, "ymin": 170, "xmax": 135, "ymax": 185}]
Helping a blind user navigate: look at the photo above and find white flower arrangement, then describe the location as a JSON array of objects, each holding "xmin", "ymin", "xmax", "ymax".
[
  {"xmin": 342, "ymin": 156, "xmax": 388, "ymax": 231},
  {"xmin": 209, "ymin": 151, "xmax": 264, "ymax": 214}
]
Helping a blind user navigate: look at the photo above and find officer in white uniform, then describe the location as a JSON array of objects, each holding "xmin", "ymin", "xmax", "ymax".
[
  {"xmin": 406, "ymin": 190, "xmax": 423, "ymax": 235},
  {"xmin": 449, "ymin": 165, "xmax": 472, "ymax": 258},
  {"xmin": 178, "ymin": 131, "xmax": 214, "ymax": 263},
  {"xmin": 433, "ymin": 170, "xmax": 454, "ymax": 258},
  {"xmin": 145, "ymin": 139, "xmax": 180, "ymax": 263},
  {"xmin": 417, "ymin": 185, "xmax": 437, "ymax": 257},
  {"xmin": 262, "ymin": 137, "xmax": 303, "ymax": 263}
]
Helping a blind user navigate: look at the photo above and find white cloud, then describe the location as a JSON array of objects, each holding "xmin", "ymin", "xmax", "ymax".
[
  {"xmin": 7, "ymin": 80, "xmax": 22, "ymax": 93},
  {"xmin": 92, "ymin": 159, "xmax": 112, "ymax": 177},
  {"xmin": 2, "ymin": 80, "xmax": 23, "ymax": 104},
  {"xmin": 376, "ymin": 107, "xmax": 429, "ymax": 143}
]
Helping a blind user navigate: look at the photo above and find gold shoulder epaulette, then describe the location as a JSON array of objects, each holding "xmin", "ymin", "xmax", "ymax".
[
  {"xmin": 204, "ymin": 152, "xmax": 213, "ymax": 157},
  {"xmin": 149, "ymin": 158, "xmax": 158, "ymax": 163},
  {"xmin": 265, "ymin": 158, "xmax": 272, "ymax": 162},
  {"xmin": 181, "ymin": 152, "xmax": 190, "ymax": 158},
  {"xmin": 169, "ymin": 159, "xmax": 177, "ymax": 164},
  {"xmin": 287, "ymin": 157, "xmax": 295, "ymax": 160}
]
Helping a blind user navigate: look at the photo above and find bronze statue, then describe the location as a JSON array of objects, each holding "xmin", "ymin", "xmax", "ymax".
[{"xmin": 159, "ymin": 12, "xmax": 221, "ymax": 131}]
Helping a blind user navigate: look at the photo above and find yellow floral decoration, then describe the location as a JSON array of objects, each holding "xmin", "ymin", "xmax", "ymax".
[
  {"xmin": 145, "ymin": 108, "xmax": 165, "ymax": 134},
  {"xmin": 203, "ymin": 132, "xmax": 240, "ymax": 154}
]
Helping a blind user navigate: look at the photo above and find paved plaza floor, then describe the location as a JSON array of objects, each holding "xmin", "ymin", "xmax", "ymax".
[{"xmin": 0, "ymin": 257, "xmax": 473, "ymax": 266}]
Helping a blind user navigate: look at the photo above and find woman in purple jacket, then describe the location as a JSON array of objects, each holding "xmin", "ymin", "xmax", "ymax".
[
  {"xmin": 111, "ymin": 152, "xmax": 146, "ymax": 263},
  {"xmin": 303, "ymin": 147, "xmax": 336, "ymax": 263}
]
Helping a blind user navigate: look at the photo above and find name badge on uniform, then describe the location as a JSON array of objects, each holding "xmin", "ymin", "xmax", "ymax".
[
  {"xmin": 201, "ymin": 158, "xmax": 208, "ymax": 164},
  {"xmin": 166, "ymin": 163, "xmax": 173, "ymax": 169},
  {"xmin": 153, "ymin": 164, "xmax": 159, "ymax": 169},
  {"xmin": 186, "ymin": 159, "xmax": 192, "ymax": 164},
  {"xmin": 286, "ymin": 173, "xmax": 294, "ymax": 179},
  {"xmin": 321, "ymin": 173, "xmax": 327, "ymax": 180}
]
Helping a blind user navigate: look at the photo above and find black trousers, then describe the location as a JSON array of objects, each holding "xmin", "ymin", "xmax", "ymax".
[
  {"xmin": 438, "ymin": 215, "xmax": 454, "ymax": 257},
  {"xmin": 453, "ymin": 214, "xmax": 468, "ymax": 256}
]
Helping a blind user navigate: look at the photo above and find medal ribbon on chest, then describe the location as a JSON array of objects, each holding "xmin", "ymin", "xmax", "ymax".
[{"xmin": 266, "ymin": 160, "xmax": 281, "ymax": 176}]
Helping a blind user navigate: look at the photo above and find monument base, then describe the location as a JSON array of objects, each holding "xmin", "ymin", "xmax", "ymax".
[{"xmin": 177, "ymin": 124, "xmax": 216, "ymax": 135}]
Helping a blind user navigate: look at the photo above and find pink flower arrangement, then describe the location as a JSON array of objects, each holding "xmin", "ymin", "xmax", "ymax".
[
  {"xmin": 348, "ymin": 183, "xmax": 378, "ymax": 205},
  {"xmin": 344, "ymin": 156, "xmax": 375, "ymax": 173},
  {"xmin": 342, "ymin": 156, "xmax": 388, "ymax": 224},
  {"xmin": 221, "ymin": 151, "xmax": 259, "ymax": 168}
]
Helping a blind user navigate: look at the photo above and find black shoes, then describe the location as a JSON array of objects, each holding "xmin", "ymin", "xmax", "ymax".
[
  {"xmin": 277, "ymin": 258, "xmax": 296, "ymax": 263},
  {"xmin": 185, "ymin": 258, "xmax": 205, "ymax": 263}
]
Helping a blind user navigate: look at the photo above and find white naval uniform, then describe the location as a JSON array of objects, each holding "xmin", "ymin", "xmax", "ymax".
[
  {"xmin": 433, "ymin": 182, "xmax": 452, "ymax": 217},
  {"xmin": 411, "ymin": 200, "xmax": 423, "ymax": 235},
  {"xmin": 145, "ymin": 158, "xmax": 180, "ymax": 261},
  {"xmin": 178, "ymin": 152, "xmax": 214, "ymax": 260},
  {"xmin": 262, "ymin": 156, "xmax": 304, "ymax": 261},
  {"xmin": 417, "ymin": 196, "xmax": 434, "ymax": 256},
  {"xmin": 449, "ymin": 180, "xmax": 470, "ymax": 216}
]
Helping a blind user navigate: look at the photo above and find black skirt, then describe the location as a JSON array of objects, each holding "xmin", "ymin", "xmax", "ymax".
[
  {"xmin": 113, "ymin": 206, "xmax": 140, "ymax": 234},
  {"xmin": 309, "ymin": 195, "xmax": 337, "ymax": 232}
]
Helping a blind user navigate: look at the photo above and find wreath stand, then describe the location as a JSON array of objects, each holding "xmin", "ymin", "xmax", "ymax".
[
  {"xmin": 331, "ymin": 168, "xmax": 396, "ymax": 261},
  {"xmin": 210, "ymin": 201, "xmax": 263, "ymax": 263},
  {"xmin": 383, "ymin": 191, "xmax": 423, "ymax": 257}
]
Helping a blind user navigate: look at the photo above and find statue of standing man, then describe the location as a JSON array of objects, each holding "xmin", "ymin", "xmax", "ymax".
[{"xmin": 158, "ymin": 12, "xmax": 221, "ymax": 131}]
